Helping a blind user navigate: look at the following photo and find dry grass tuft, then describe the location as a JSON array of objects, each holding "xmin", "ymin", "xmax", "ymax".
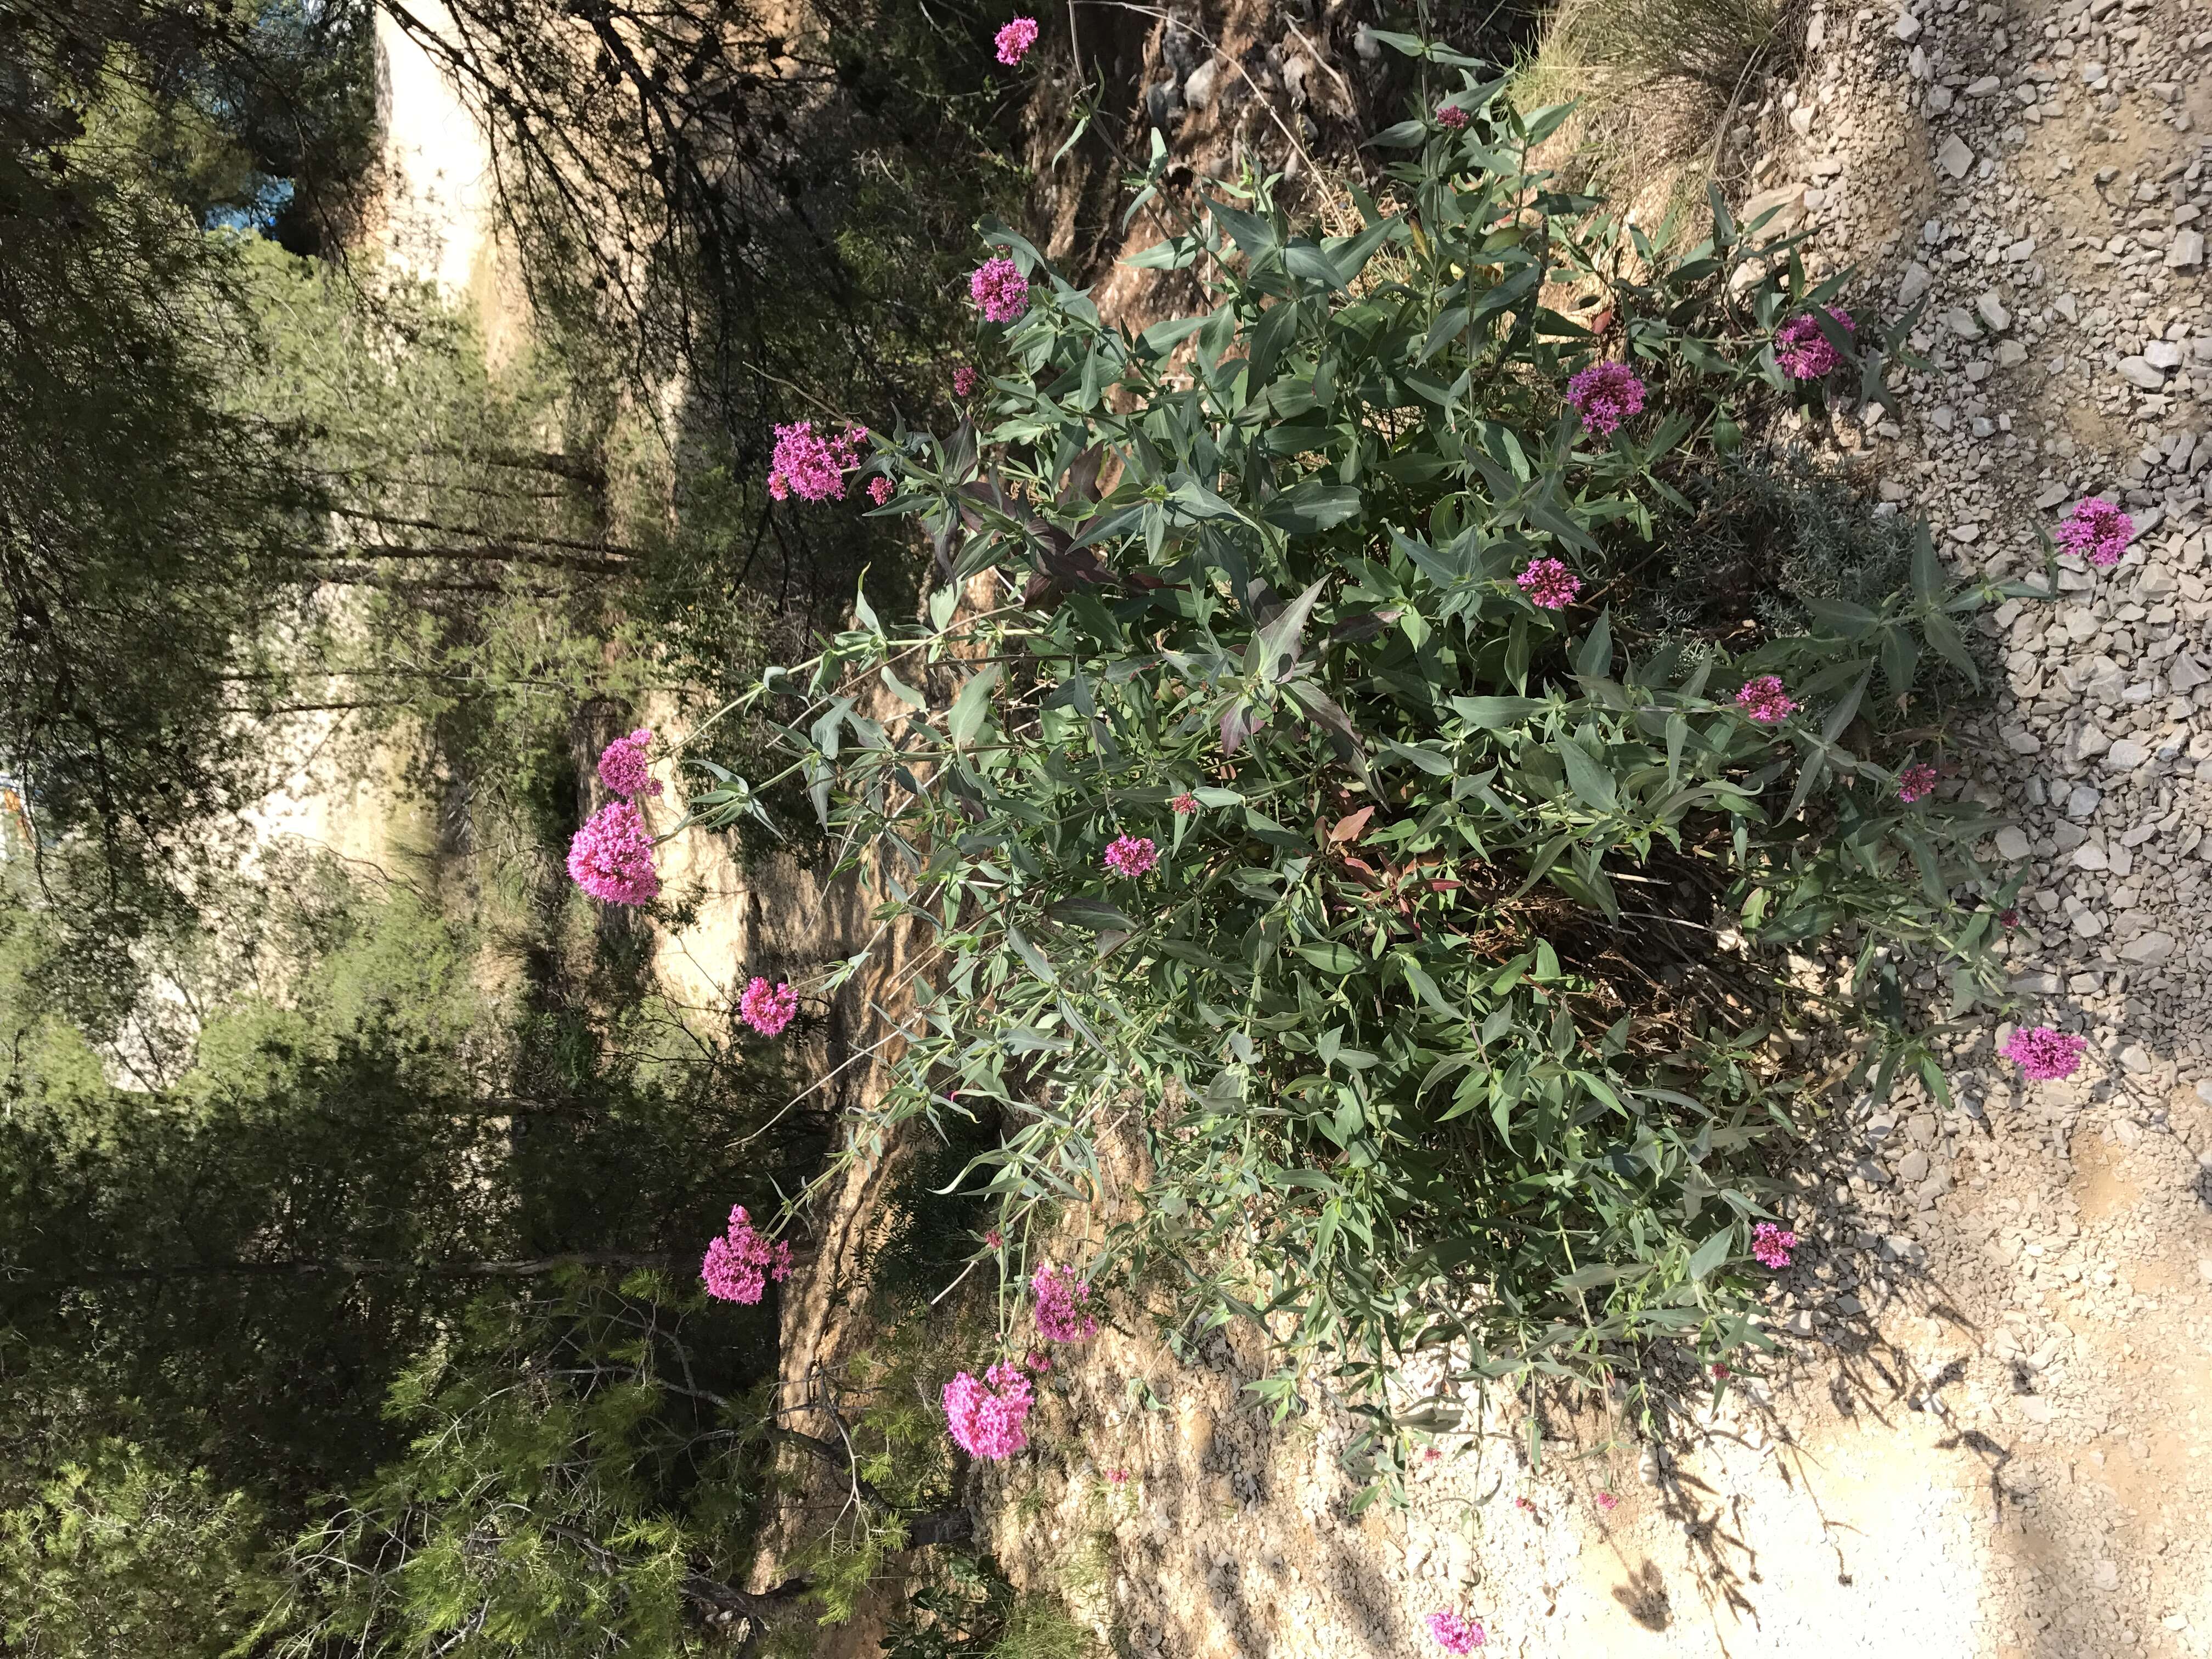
[{"xmin": 1515, "ymin": 0, "xmax": 1792, "ymax": 218}]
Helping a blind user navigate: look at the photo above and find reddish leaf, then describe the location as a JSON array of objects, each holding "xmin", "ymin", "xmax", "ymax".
[{"xmin": 1329, "ymin": 805, "xmax": 1374, "ymax": 845}]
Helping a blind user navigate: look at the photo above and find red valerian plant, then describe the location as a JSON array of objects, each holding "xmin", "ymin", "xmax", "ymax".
[
  {"xmin": 738, "ymin": 977, "xmax": 798, "ymax": 1036},
  {"xmin": 2003, "ymin": 1025, "xmax": 2087, "ymax": 1081},
  {"xmin": 699, "ymin": 51, "xmax": 2054, "ymax": 1485},
  {"xmin": 1775, "ymin": 307, "xmax": 1853, "ymax": 379},
  {"xmin": 567, "ymin": 801, "xmax": 659, "ymax": 906},
  {"xmin": 942, "ymin": 1363, "xmax": 1033, "ymax": 1459},
  {"xmin": 993, "ymin": 15, "xmax": 1038, "ymax": 65},
  {"xmin": 2054, "ymin": 496, "xmax": 2134, "ymax": 568},
  {"xmin": 597, "ymin": 727, "xmax": 662, "ymax": 799},
  {"xmin": 702, "ymin": 1205, "xmax": 793, "ymax": 1304}
]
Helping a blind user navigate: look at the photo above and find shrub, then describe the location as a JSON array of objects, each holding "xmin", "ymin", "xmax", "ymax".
[{"xmin": 706, "ymin": 47, "xmax": 2043, "ymax": 1468}]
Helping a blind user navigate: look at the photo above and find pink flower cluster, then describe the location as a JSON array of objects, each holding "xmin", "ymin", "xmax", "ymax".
[
  {"xmin": 952, "ymin": 363, "xmax": 982, "ymax": 397},
  {"xmin": 768, "ymin": 420, "xmax": 867, "ymax": 503},
  {"xmin": 1595, "ymin": 1491, "xmax": 1620, "ymax": 1512},
  {"xmin": 568, "ymin": 800, "xmax": 660, "ymax": 906},
  {"xmin": 1435, "ymin": 102, "xmax": 1469, "ymax": 130},
  {"xmin": 1751, "ymin": 1221, "xmax": 1797, "ymax": 1269},
  {"xmin": 970, "ymin": 256, "xmax": 1031, "ymax": 324},
  {"xmin": 1897, "ymin": 763, "xmax": 1939, "ymax": 804},
  {"xmin": 867, "ymin": 476, "xmax": 894, "ymax": 506},
  {"xmin": 739, "ymin": 977, "xmax": 798, "ymax": 1037},
  {"xmin": 1170, "ymin": 791, "xmax": 1199, "ymax": 816},
  {"xmin": 1425, "ymin": 1611, "xmax": 1486, "ymax": 1653},
  {"xmin": 943, "ymin": 1362, "xmax": 1034, "ymax": 1459},
  {"xmin": 1032, "ymin": 1265, "xmax": 1098, "ymax": 1342},
  {"xmin": 1735, "ymin": 674, "xmax": 1797, "ymax": 725},
  {"xmin": 1776, "ymin": 307, "xmax": 1854, "ymax": 380},
  {"xmin": 994, "ymin": 15, "xmax": 1039, "ymax": 65},
  {"xmin": 702, "ymin": 1204, "xmax": 793, "ymax": 1304},
  {"xmin": 1566, "ymin": 360, "xmax": 1646, "ymax": 437},
  {"xmin": 2004, "ymin": 1024, "xmax": 2087, "ymax": 1082},
  {"xmin": 1103, "ymin": 834, "xmax": 1158, "ymax": 878},
  {"xmin": 2055, "ymin": 497, "xmax": 2134, "ymax": 568},
  {"xmin": 1516, "ymin": 556, "xmax": 1582, "ymax": 610},
  {"xmin": 597, "ymin": 727, "xmax": 661, "ymax": 800}
]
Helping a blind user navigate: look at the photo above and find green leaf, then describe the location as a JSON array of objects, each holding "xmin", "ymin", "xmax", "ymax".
[
  {"xmin": 1367, "ymin": 119, "xmax": 1427, "ymax": 149},
  {"xmin": 1256, "ymin": 577, "xmax": 1329, "ymax": 681},
  {"xmin": 1449, "ymin": 696, "xmax": 1544, "ymax": 729},
  {"xmin": 1295, "ymin": 940, "xmax": 1363, "ymax": 975},
  {"xmin": 1384, "ymin": 740, "xmax": 1457, "ymax": 776},
  {"xmin": 947, "ymin": 664, "xmax": 1000, "ymax": 748},
  {"xmin": 1364, "ymin": 27, "xmax": 1428, "ymax": 55},
  {"xmin": 1048, "ymin": 898, "xmax": 1135, "ymax": 933},
  {"xmin": 1124, "ymin": 237, "xmax": 1197, "ymax": 271},
  {"xmin": 1260, "ymin": 479, "xmax": 1362, "ymax": 534},
  {"xmin": 1006, "ymin": 925, "xmax": 1057, "ymax": 984},
  {"xmin": 879, "ymin": 663, "xmax": 927, "ymax": 709},
  {"xmin": 1804, "ymin": 596, "xmax": 1879, "ymax": 639},
  {"xmin": 1687, "ymin": 1225, "xmax": 1734, "ymax": 1282},
  {"xmin": 1245, "ymin": 297, "xmax": 1302, "ymax": 393},
  {"xmin": 1209, "ymin": 198, "xmax": 1279, "ymax": 259},
  {"xmin": 1910, "ymin": 521, "xmax": 1944, "ymax": 602},
  {"xmin": 1821, "ymin": 664, "xmax": 1872, "ymax": 744},
  {"xmin": 1400, "ymin": 956, "xmax": 1455, "ymax": 1014},
  {"xmin": 1922, "ymin": 610, "xmax": 1978, "ymax": 686},
  {"xmin": 1558, "ymin": 736, "xmax": 1617, "ymax": 811},
  {"xmin": 1573, "ymin": 611, "xmax": 1613, "ymax": 679},
  {"xmin": 1878, "ymin": 622, "xmax": 1919, "ymax": 696},
  {"xmin": 1138, "ymin": 315, "xmax": 1209, "ymax": 357}
]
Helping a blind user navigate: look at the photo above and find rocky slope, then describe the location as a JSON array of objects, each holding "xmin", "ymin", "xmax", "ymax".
[{"xmin": 960, "ymin": 3, "xmax": 2212, "ymax": 1656}]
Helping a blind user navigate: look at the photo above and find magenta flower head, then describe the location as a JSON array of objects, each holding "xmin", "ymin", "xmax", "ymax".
[
  {"xmin": 568, "ymin": 800, "xmax": 660, "ymax": 906},
  {"xmin": 1734, "ymin": 674, "xmax": 1797, "ymax": 725},
  {"xmin": 1032, "ymin": 1264, "xmax": 1099, "ymax": 1342},
  {"xmin": 1515, "ymin": 556, "xmax": 1582, "ymax": 610},
  {"xmin": 994, "ymin": 15, "xmax": 1039, "ymax": 66},
  {"xmin": 952, "ymin": 363, "xmax": 982, "ymax": 397},
  {"xmin": 597, "ymin": 727, "xmax": 662, "ymax": 800},
  {"xmin": 2004, "ymin": 1024, "xmax": 2087, "ymax": 1082},
  {"xmin": 1170, "ymin": 791, "xmax": 1199, "ymax": 816},
  {"xmin": 1103, "ymin": 834, "xmax": 1158, "ymax": 878},
  {"xmin": 969, "ymin": 256, "xmax": 1031, "ymax": 324},
  {"xmin": 867, "ymin": 476, "xmax": 894, "ymax": 506},
  {"xmin": 1776, "ymin": 307, "xmax": 1854, "ymax": 380},
  {"xmin": 1897, "ymin": 763, "xmax": 1939, "ymax": 804},
  {"xmin": 702, "ymin": 1205, "xmax": 794, "ymax": 1304},
  {"xmin": 1435, "ymin": 102, "xmax": 1469, "ymax": 130},
  {"xmin": 768, "ymin": 420, "xmax": 867, "ymax": 503},
  {"xmin": 1750, "ymin": 1221, "xmax": 1797, "ymax": 1269},
  {"xmin": 943, "ymin": 1362, "xmax": 1034, "ymax": 1460},
  {"xmin": 738, "ymin": 977, "xmax": 798, "ymax": 1037},
  {"xmin": 1425, "ymin": 1611, "xmax": 1486, "ymax": 1653},
  {"xmin": 1595, "ymin": 1491, "xmax": 1620, "ymax": 1512},
  {"xmin": 1565, "ymin": 359, "xmax": 1646, "ymax": 437},
  {"xmin": 2053, "ymin": 497, "xmax": 2134, "ymax": 568}
]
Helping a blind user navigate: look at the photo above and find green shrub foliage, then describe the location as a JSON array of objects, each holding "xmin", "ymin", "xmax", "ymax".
[{"xmin": 712, "ymin": 59, "xmax": 2045, "ymax": 1444}]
